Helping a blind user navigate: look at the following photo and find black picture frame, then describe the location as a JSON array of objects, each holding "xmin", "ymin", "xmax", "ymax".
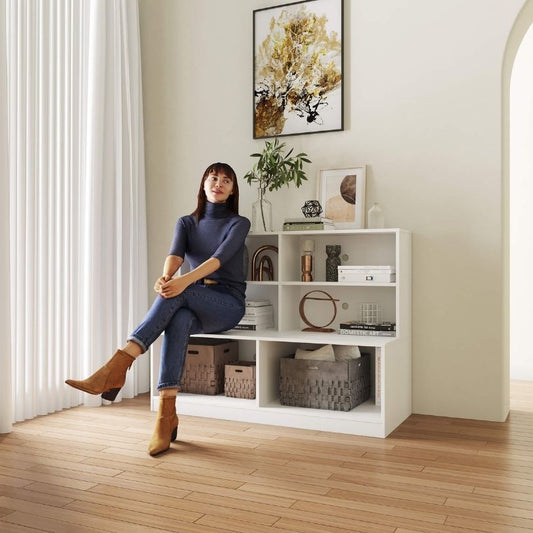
[{"xmin": 253, "ymin": 0, "xmax": 344, "ymax": 139}]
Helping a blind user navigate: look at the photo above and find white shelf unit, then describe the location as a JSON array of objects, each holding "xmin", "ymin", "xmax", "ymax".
[{"xmin": 150, "ymin": 228, "xmax": 411, "ymax": 438}]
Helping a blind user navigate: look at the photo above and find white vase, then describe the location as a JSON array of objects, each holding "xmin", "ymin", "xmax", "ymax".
[
  {"xmin": 252, "ymin": 188, "xmax": 272, "ymax": 232},
  {"xmin": 367, "ymin": 202, "xmax": 385, "ymax": 229}
]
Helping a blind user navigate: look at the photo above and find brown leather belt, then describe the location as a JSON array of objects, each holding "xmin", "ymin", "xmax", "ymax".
[{"xmin": 200, "ymin": 278, "xmax": 218, "ymax": 285}]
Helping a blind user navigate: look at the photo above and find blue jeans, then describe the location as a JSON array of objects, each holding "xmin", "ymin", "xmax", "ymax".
[{"xmin": 128, "ymin": 284, "xmax": 245, "ymax": 390}]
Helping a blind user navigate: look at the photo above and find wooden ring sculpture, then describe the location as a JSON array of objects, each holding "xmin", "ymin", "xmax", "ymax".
[{"xmin": 298, "ymin": 290, "xmax": 339, "ymax": 332}]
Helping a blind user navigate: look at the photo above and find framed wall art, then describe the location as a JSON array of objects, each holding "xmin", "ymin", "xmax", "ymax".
[
  {"xmin": 253, "ymin": 0, "xmax": 344, "ymax": 139},
  {"xmin": 318, "ymin": 166, "xmax": 366, "ymax": 228}
]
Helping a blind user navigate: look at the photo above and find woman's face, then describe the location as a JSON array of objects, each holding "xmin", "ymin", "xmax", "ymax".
[{"xmin": 203, "ymin": 171, "xmax": 234, "ymax": 204}]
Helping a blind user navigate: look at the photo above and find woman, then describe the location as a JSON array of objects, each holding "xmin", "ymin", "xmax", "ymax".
[{"xmin": 65, "ymin": 163, "xmax": 250, "ymax": 455}]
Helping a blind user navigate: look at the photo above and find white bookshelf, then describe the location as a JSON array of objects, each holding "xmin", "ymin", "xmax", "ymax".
[{"xmin": 150, "ymin": 228, "xmax": 411, "ymax": 438}]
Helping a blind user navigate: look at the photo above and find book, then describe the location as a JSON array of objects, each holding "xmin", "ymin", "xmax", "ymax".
[
  {"xmin": 338, "ymin": 329, "xmax": 396, "ymax": 337},
  {"xmin": 238, "ymin": 316, "xmax": 274, "ymax": 326},
  {"xmin": 339, "ymin": 321, "xmax": 396, "ymax": 331},
  {"xmin": 245, "ymin": 299, "xmax": 271, "ymax": 307},
  {"xmin": 244, "ymin": 305, "xmax": 274, "ymax": 317},
  {"xmin": 283, "ymin": 218, "xmax": 334, "ymax": 226},
  {"xmin": 232, "ymin": 323, "xmax": 274, "ymax": 331},
  {"xmin": 284, "ymin": 216, "xmax": 333, "ymax": 224},
  {"xmin": 283, "ymin": 222, "xmax": 335, "ymax": 231},
  {"xmin": 238, "ymin": 307, "xmax": 274, "ymax": 328}
]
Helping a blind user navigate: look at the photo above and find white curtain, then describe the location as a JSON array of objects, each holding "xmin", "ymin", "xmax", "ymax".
[
  {"xmin": 1, "ymin": 0, "xmax": 13, "ymax": 434},
  {"xmin": 3, "ymin": 0, "xmax": 149, "ymax": 427}
]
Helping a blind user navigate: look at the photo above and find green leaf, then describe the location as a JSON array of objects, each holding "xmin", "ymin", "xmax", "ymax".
[{"xmin": 244, "ymin": 140, "xmax": 311, "ymax": 192}]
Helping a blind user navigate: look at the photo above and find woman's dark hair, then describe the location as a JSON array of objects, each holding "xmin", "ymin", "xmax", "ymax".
[{"xmin": 191, "ymin": 162, "xmax": 239, "ymax": 220}]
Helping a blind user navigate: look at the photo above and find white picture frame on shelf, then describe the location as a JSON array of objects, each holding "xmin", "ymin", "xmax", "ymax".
[{"xmin": 317, "ymin": 166, "xmax": 366, "ymax": 228}]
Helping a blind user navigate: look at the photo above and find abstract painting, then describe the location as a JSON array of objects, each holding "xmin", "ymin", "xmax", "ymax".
[
  {"xmin": 253, "ymin": 0, "xmax": 344, "ymax": 138},
  {"xmin": 318, "ymin": 166, "xmax": 366, "ymax": 228}
]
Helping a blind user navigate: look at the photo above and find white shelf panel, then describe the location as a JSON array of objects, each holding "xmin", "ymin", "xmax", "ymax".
[
  {"xmin": 279, "ymin": 281, "xmax": 397, "ymax": 288},
  {"xmin": 152, "ymin": 395, "xmax": 385, "ymax": 438},
  {"xmin": 152, "ymin": 394, "xmax": 379, "ymax": 418},
  {"xmin": 247, "ymin": 281, "xmax": 397, "ymax": 288},
  {"xmin": 261, "ymin": 399, "xmax": 381, "ymax": 421},
  {"xmin": 193, "ymin": 329, "xmax": 398, "ymax": 346},
  {"xmin": 167, "ymin": 393, "xmax": 257, "ymax": 409},
  {"xmin": 249, "ymin": 228, "xmax": 404, "ymax": 236},
  {"xmin": 254, "ymin": 407, "xmax": 386, "ymax": 437}
]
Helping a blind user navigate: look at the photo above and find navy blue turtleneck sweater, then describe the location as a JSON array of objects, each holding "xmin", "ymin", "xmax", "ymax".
[{"xmin": 168, "ymin": 202, "xmax": 251, "ymax": 300}]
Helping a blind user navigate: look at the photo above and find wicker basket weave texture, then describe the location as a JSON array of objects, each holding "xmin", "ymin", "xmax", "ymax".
[
  {"xmin": 180, "ymin": 339, "xmax": 238, "ymax": 395},
  {"xmin": 225, "ymin": 361, "xmax": 256, "ymax": 399},
  {"xmin": 279, "ymin": 352, "xmax": 371, "ymax": 411}
]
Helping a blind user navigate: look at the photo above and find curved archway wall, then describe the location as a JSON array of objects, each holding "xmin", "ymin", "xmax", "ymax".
[
  {"xmin": 506, "ymin": 3, "xmax": 533, "ymax": 384},
  {"xmin": 139, "ymin": 0, "xmax": 528, "ymax": 422}
]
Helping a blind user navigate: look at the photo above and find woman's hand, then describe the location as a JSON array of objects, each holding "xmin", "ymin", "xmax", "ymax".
[
  {"xmin": 154, "ymin": 256, "xmax": 183, "ymax": 294},
  {"xmin": 158, "ymin": 277, "xmax": 189, "ymax": 299},
  {"xmin": 154, "ymin": 257, "xmax": 220, "ymax": 299},
  {"xmin": 154, "ymin": 275, "xmax": 171, "ymax": 294}
]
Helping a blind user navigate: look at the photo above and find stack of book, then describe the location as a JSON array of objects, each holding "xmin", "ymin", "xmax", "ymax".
[
  {"xmin": 233, "ymin": 300, "xmax": 274, "ymax": 331},
  {"xmin": 282, "ymin": 217, "xmax": 335, "ymax": 231},
  {"xmin": 338, "ymin": 321, "xmax": 396, "ymax": 337}
]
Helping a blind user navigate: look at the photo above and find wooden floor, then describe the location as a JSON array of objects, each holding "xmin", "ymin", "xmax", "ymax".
[{"xmin": 1, "ymin": 384, "xmax": 533, "ymax": 533}]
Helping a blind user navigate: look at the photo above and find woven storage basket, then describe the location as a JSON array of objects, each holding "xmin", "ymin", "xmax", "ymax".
[
  {"xmin": 279, "ymin": 353, "xmax": 370, "ymax": 411},
  {"xmin": 225, "ymin": 361, "xmax": 256, "ymax": 399},
  {"xmin": 180, "ymin": 339, "xmax": 238, "ymax": 395}
]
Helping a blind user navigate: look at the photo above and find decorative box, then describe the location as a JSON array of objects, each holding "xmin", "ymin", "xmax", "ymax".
[
  {"xmin": 180, "ymin": 339, "xmax": 238, "ymax": 395},
  {"xmin": 338, "ymin": 265, "xmax": 396, "ymax": 283},
  {"xmin": 225, "ymin": 361, "xmax": 256, "ymax": 399},
  {"xmin": 279, "ymin": 353, "xmax": 370, "ymax": 411}
]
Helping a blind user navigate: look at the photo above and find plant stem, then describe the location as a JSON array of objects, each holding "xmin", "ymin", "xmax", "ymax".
[{"xmin": 260, "ymin": 187, "xmax": 267, "ymax": 231}]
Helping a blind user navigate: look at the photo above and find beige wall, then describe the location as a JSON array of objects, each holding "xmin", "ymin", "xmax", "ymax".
[
  {"xmin": 511, "ymin": 21, "xmax": 533, "ymax": 380},
  {"xmin": 138, "ymin": 0, "xmax": 526, "ymax": 421}
]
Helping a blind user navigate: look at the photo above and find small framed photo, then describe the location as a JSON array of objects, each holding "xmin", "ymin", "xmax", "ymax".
[{"xmin": 317, "ymin": 166, "xmax": 366, "ymax": 228}]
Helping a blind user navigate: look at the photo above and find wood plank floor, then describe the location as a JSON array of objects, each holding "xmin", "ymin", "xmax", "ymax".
[{"xmin": 1, "ymin": 382, "xmax": 533, "ymax": 533}]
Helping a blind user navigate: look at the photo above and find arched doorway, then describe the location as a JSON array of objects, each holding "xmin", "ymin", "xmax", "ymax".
[{"xmin": 504, "ymin": 1, "xmax": 533, "ymax": 410}]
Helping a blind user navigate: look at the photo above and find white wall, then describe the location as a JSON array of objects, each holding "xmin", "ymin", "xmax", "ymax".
[
  {"xmin": 138, "ymin": 0, "xmax": 525, "ymax": 421},
  {"xmin": 510, "ymin": 24, "xmax": 533, "ymax": 380}
]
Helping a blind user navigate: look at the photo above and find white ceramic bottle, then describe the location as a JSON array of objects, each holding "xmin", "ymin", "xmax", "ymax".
[{"xmin": 367, "ymin": 202, "xmax": 385, "ymax": 229}]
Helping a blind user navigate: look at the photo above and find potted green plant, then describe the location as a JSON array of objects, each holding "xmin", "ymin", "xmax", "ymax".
[{"xmin": 244, "ymin": 138, "xmax": 311, "ymax": 232}]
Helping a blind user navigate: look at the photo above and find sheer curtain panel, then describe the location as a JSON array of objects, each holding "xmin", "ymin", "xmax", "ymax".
[
  {"xmin": 1, "ymin": 0, "xmax": 13, "ymax": 435},
  {"xmin": 5, "ymin": 0, "xmax": 149, "ymax": 424}
]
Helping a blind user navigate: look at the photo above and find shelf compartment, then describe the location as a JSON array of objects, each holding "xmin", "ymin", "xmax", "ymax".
[
  {"xmin": 279, "ymin": 284, "xmax": 396, "ymax": 332},
  {"xmin": 279, "ymin": 231, "xmax": 397, "ymax": 283},
  {"xmin": 256, "ymin": 340, "xmax": 381, "ymax": 416}
]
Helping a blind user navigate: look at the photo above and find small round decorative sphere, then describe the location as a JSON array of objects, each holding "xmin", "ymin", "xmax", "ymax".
[{"xmin": 301, "ymin": 200, "xmax": 323, "ymax": 218}]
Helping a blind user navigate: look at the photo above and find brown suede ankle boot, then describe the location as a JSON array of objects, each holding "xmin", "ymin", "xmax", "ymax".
[
  {"xmin": 148, "ymin": 396, "xmax": 179, "ymax": 456},
  {"xmin": 65, "ymin": 349, "xmax": 135, "ymax": 401}
]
